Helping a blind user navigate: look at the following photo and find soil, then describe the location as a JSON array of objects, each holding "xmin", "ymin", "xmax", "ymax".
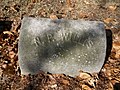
[{"xmin": 0, "ymin": 0, "xmax": 120, "ymax": 90}]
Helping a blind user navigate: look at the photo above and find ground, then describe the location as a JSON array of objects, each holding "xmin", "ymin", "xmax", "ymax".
[{"xmin": 0, "ymin": 0, "xmax": 120, "ymax": 90}]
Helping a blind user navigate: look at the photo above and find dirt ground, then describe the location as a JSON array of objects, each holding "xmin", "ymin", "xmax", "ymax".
[{"xmin": 0, "ymin": 0, "xmax": 120, "ymax": 90}]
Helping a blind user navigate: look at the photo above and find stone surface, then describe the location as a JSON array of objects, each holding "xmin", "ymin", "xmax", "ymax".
[{"xmin": 18, "ymin": 17, "xmax": 106, "ymax": 76}]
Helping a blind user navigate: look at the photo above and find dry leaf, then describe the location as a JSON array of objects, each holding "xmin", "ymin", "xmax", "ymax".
[
  {"xmin": 106, "ymin": 70, "xmax": 112, "ymax": 77},
  {"xmin": 62, "ymin": 79, "xmax": 70, "ymax": 85},
  {"xmin": 108, "ymin": 82, "xmax": 114, "ymax": 90},
  {"xmin": 31, "ymin": 0, "xmax": 37, "ymax": 3},
  {"xmin": 113, "ymin": 68, "xmax": 120, "ymax": 73},
  {"xmin": 82, "ymin": 84, "xmax": 92, "ymax": 90},
  {"xmin": 84, "ymin": 0, "xmax": 90, "ymax": 5},
  {"xmin": 0, "ymin": 68, "xmax": 3, "ymax": 75},
  {"xmin": 109, "ymin": 58, "xmax": 116, "ymax": 63},
  {"xmin": 79, "ymin": 12, "xmax": 88, "ymax": 18},
  {"xmin": 104, "ymin": 18, "xmax": 114, "ymax": 24},
  {"xmin": 7, "ymin": 46, "xmax": 13, "ymax": 51},
  {"xmin": 115, "ymin": 50, "xmax": 120, "ymax": 59},
  {"xmin": 113, "ymin": 41, "xmax": 120, "ymax": 50},
  {"xmin": 78, "ymin": 72, "xmax": 96, "ymax": 88},
  {"xmin": 79, "ymin": 72, "xmax": 91, "ymax": 79},
  {"xmin": 50, "ymin": 84, "xmax": 57, "ymax": 88},
  {"xmin": 66, "ymin": 0, "xmax": 71, "ymax": 7},
  {"xmin": 2, "ymin": 64, "xmax": 7, "ymax": 69},
  {"xmin": 50, "ymin": 15, "xmax": 58, "ymax": 19},
  {"xmin": 108, "ymin": 5, "xmax": 117, "ymax": 11},
  {"xmin": 86, "ymin": 78, "xmax": 96, "ymax": 88},
  {"xmin": 9, "ymin": 51, "xmax": 15, "ymax": 59},
  {"xmin": 3, "ymin": 31, "xmax": 13, "ymax": 35}
]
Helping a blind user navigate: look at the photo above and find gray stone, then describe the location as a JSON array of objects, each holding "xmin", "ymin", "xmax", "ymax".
[{"xmin": 18, "ymin": 17, "xmax": 106, "ymax": 76}]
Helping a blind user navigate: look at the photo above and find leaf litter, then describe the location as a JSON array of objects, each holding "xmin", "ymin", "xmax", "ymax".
[{"xmin": 0, "ymin": 0, "xmax": 120, "ymax": 90}]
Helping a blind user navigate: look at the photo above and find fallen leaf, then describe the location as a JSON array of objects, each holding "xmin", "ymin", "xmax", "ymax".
[
  {"xmin": 31, "ymin": 0, "xmax": 37, "ymax": 3},
  {"xmin": 3, "ymin": 31, "xmax": 13, "ymax": 35},
  {"xmin": 79, "ymin": 72, "xmax": 91, "ymax": 79},
  {"xmin": 104, "ymin": 18, "xmax": 114, "ymax": 24},
  {"xmin": 108, "ymin": 82, "xmax": 114, "ymax": 90},
  {"xmin": 9, "ymin": 51, "xmax": 15, "ymax": 59},
  {"xmin": 86, "ymin": 78, "xmax": 96, "ymax": 88},
  {"xmin": 82, "ymin": 84, "xmax": 92, "ymax": 90},
  {"xmin": 115, "ymin": 50, "xmax": 120, "ymax": 59},
  {"xmin": 113, "ymin": 41, "xmax": 120, "ymax": 50},
  {"xmin": 2, "ymin": 64, "xmax": 7, "ymax": 69},
  {"xmin": 50, "ymin": 84, "xmax": 57, "ymax": 88},
  {"xmin": 84, "ymin": 0, "xmax": 90, "ymax": 5},
  {"xmin": 0, "ymin": 68, "xmax": 3, "ymax": 76},
  {"xmin": 50, "ymin": 15, "xmax": 58, "ymax": 19},
  {"xmin": 108, "ymin": 5, "xmax": 117, "ymax": 11},
  {"xmin": 113, "ymin": 68, "xmax": 120, "ymax": 73},
  {"xmin": 66, "ymin": 0, "xmax": 71, "ymax": 7},
  {"xmin": 62, "ymin": 79, "xmax": 70, "ymax": 85},
  {"xmin": 79, "ymin": 12, "xmax": 88, "ymax": 18},
  {"xmin": 109, "ymin": 58, "xmax": 116, "ymax": 63}
]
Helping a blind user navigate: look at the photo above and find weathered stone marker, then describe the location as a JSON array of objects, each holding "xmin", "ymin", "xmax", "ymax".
[{"xmin": 18, "ymin": 17, "xmax": 106, "ymax": 76}]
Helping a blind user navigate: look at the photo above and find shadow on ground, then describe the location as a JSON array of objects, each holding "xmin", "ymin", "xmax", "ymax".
[
  {"xmin": 114, "ymin": 83, "xmax": 120, "ymax": 90},
  {"xmin": 0, "ymin": 21, "xmax": 13, "ymax": 33},
  {"xmin": 104, "ymin": 29, "xmax": 112, "ymax": 63}
]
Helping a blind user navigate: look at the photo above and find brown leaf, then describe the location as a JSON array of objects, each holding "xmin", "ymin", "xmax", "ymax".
[
  {"xmin": 86, "ymin": 78, "xmax": 96, "ymax": 88},
  {"xmin": 79, "ymin": 12, "xmax": 88, "ymax": 18},
  {"xmin": 115, "ymin": 50, "xmax": 120, "ymax": 59},
  {"xmin": 50, "ymin": 15, "xmax": 58, "ymax": 19},
  {"xmin": 78, "ymin": 72, "xmax": 91, "ymax": 79},
  {"xmin": 3, "ymin": 31, "xmax": 13, "ymax": 35},
  {"xmin": 84, "ymin": 0, "xmax": 90, "ymax": 5},
  {"xmin": 104, "ymin": 18, "xmax": 114, "ymax": 24},
  {"xmin": 50, "ymin": 84, "xmax": 57, "ymax": 88},
  {"xmin": 82, "ymin": 85, "xmax": 92, "ymax": 90},
  {"xmin": 109, "ymin": 58, "xmax": 116, "ymax": 63},
  {"xmin": 9, "ymin": 51, "xmax": 15, "ymax": 59},
  {"xmin": 108, "ymin": 5, "xmax": 117, "ymax": 11},
  {"xmin": 2, "ymin": 64, "xmax": 7, "ymax": 69},
  {"xmin": 62, "ymin": 79, "xmax": 70, "ymax": 85},
  {"xmin": 31, "ymin": 0, "xmax": 37, "ymax": 3},
  {"xmin": 113, "ymin": 41, "xmax": 120, "ymax": 50},
  {"xmin": 66, "ymin": 0, "xmax": 71, "ymax": 7}
]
